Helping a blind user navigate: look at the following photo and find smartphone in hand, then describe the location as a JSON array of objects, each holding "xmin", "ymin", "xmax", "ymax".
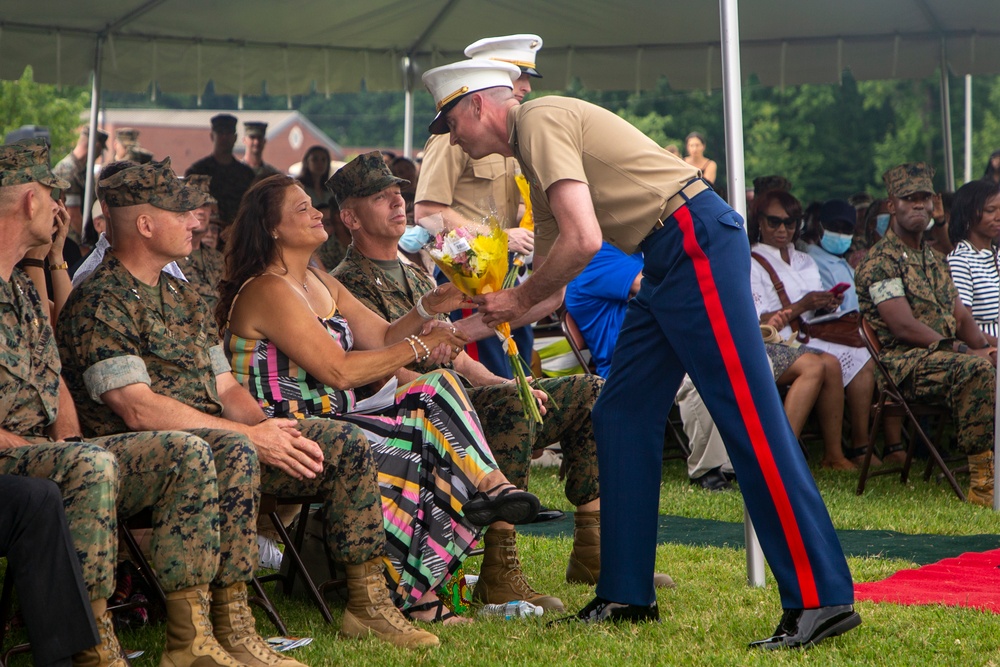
[{"xmin": 828, "ymin": 282, "xmax": 851, "ymax": 296}]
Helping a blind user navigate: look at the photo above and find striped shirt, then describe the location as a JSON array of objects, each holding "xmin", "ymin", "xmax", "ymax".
[{"xmin": 946, "ymin": 239, "xmax": 1000, "ymax": 337}]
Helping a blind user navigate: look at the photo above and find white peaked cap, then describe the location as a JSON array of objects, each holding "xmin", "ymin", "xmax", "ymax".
[
  {"xmin": 422, "ymin": 59, "xmax": 521, "ymax": 135},
  {"xmin": 464, "ymin": 34, "xmax": 543, "ymax": 77}
]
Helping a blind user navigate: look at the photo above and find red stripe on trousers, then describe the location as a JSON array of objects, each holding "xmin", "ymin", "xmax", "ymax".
[{"xmin": 674, "ymin": 204, "xmax": 820, "ymax": 608}]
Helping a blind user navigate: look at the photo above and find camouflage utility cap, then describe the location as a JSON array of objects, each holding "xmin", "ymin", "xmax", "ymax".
[
  {"xmin": 244, "ymin": 121, "xmax": 267, "ymax": 138},
  {"xmin": 183, "ymin": 174, "xmax": 218, "ymax": 204},
  {"xmin": 0, "ymin": 139, "xmax": 71, "ymax": 189},
  {"xmin": 326, "ymin": 151, "xmax": 408, "ymax": 206},
  {"xmin": 883, "ymin": 162, "xmax": 935, "ymax": 198},
  {"xmin": 116, "ymin": 128, "xmax": 139, "ymax": 145},
  {"xmin": 100, "ymin": 158, "xmax": 211, "ymax": 211}
]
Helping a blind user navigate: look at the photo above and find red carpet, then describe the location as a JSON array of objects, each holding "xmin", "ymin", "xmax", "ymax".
[{"xmin": 854, "ymin": 549, "xmax": 1000, "ymax": 614}]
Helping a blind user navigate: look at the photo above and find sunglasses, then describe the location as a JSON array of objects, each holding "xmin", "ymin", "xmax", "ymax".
[{"xmin": 762, "ymin": 215, "xmax": 800, "ymax": 230}]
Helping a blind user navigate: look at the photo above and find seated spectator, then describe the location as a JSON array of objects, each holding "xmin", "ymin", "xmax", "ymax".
[
  {"xmin": 857, "ymin": 162, "xmax": 997, "ymax": 506},
  {"xmin": 312, "ymin": 201, "xmax": 349, "ymax": 271},
  {"xmin": 848, "ymin": 198, "xmax": 891, "ymax": 269},
  {"xmin": 947, "ymin": 179, "xmax": 1000, "ymax": 337},
  {"xmin": 297, "ymin": 145, "xmax": 334, "ymax": 207},
  {"xmin": 175, "ymin": 175, "xmax": 224, "ymax": 312},
  {"xmin": 750, "ymin": 190, "xmax": 876, "ymax": 469},
  {"xmin": 216, "ymin": 169, "xmax": 543, "ymax": 623},
  {"xmin": 983, "ymin": 149, "xmax": 1000, "ymax": 185},
  {"xmin": 57, "ymin": 158, "xmax": 436, "ymax": 652},
  {"xmin": 329, "ymin": 156, "xmax": 664, "ymax": 610}
]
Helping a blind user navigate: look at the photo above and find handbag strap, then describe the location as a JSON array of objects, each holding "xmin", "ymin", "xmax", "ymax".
[{"xmin": 751, "ymin": 251, "xmax": 800, "ymax": 334}]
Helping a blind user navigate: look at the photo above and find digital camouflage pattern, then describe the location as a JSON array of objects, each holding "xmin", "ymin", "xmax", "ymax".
[
  {"xmin": 333, "ymin": 245, "xmax": 602, "ymax": 504},
  {"xmin": 856, "ymin": 228, "xmax": 993, "ymax": 455},
  {"xmin": 314, "ymin": 234, "xmax": 348, "ymax": 272},
  {"xmin": 882, "ymin": 162, "xmax": 935, "ymax": 198},
  {"xmin": 0, "ymin": 139, "xmax": 70, "ymax": 189},
  {"xmin": 182, "ymin": 174, "xmax": 218, "ymax": 204},
  {"xmin": 123, "ymin": 146, "xmax": 154, "ymax": 165},
  {"xmin": 59, "ymin": 254, "xmax": 384, "ymax": 567},
  {"xmin": 326, "ymin": 151, "xmax": 408, "ymax": 206},
  {"xmin": 176, "ymin": 247, "xmax": 224, "ymax": 313},
  {"xmin": 52, "ymin": 152, "xmax": 89, "ymax": 198},
  {"xmin": 57, "ymin": 254, "xmax": 225, "ymax": 436},
  {"xmin": 99, "ymin": 158, "xmax": 210, "ymax": 212},
  {"xmin": 116, "ymin": 128, "xmax": 139, "ymax": 146}
]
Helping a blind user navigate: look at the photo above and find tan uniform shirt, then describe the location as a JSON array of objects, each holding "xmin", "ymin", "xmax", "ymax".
[
  {"xmin": 415, "ymin": 134, "xmax": 521, "ymax": 227},
  {"xmin": 507, "ymin": 97, "xmax": 700, "ymax": 255}
]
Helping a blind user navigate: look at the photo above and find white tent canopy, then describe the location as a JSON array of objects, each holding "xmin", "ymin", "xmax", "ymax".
[{"xmin": 2, "ymin": 0, "xmax": 999, "ymax": 96}]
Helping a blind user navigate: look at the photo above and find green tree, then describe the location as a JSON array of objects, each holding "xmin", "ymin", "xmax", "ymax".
[{"xmin": 0, "ymin": 66, "xmax": 90, "ymax": 158}]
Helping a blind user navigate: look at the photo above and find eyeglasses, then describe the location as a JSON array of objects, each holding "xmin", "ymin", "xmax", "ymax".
[{"xmin": 763, "ymin": 215, "xmax": 800, "ymax": 230}]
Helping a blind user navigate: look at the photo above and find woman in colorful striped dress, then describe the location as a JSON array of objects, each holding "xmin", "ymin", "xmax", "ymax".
[{"xmin": 215, "ymin": 175, "xmax": 539, "ymax": 623}]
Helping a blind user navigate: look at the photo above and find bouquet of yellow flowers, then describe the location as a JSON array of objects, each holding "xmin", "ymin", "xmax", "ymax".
[{"xmin": 423, "ymin": 217, "xmax": 544, "ymax": 430}]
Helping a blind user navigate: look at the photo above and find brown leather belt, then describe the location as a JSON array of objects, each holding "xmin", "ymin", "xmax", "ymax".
[{"xmin": 648, "ymin": 178, "xmax": 712, "ymax": 235}]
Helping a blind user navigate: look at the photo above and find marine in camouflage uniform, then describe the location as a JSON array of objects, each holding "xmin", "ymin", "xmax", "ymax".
[
  {"xmin": 58, "ymin": 160, "xmax": 385, "ymax": 571},
  {"xmin": 333, "ymin": 244, "xmax": 602, "ymax": 506},
  {"xmin": 856, "ymin": 162, "xmax": 994, "ymax": 505},
  {"xmin": 178, "ymin": 174, "xmax": 225, "ymax": 311}
]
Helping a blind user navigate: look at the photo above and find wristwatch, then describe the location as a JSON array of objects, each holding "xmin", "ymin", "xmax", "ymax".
[{"xmin": 956, "ymin": 342, "xmax": 969, "ymax": 354}]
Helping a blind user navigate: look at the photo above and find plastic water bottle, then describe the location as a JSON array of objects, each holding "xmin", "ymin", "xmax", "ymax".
[{"xmin": 478, "ymin": 600, "xmax": 544, "ymax": 619}]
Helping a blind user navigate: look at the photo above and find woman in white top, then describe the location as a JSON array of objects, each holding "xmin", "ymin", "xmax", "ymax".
[
  {"xmin": 749, "ymin": 189, "xmax": 876, "ymax": 469},
  {"xmin": 947, "ymin": 179, "xmax": 1000, "ymax": 338}
]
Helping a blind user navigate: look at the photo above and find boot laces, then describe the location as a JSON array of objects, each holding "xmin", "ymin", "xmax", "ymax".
[
  {"xmin": 196, "ymin": 589, "xmax": 218, "ymax": 638},
  {"xmin": 501, "ymin": 544, "xmax": 540, "ymax": 597}
]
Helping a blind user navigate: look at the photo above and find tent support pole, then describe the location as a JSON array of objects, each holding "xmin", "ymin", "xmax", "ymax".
[
  {"xmin": 82, "ymin": 36, "xmax": 104, "ymax": 241},
  {"xmin": 719, "ymin": 0, "xmax": 765, "ymax": 587},
  {"xmin": 402, "ymin": 56, "xmax": 414, "ymax": 159},
  {"xmin": 939, "ymin": 38, "xmax": 955, "ymax": 191},
  {"xmin": 964, "ymin": 74, "xmax": 972, "ymax": 184}
]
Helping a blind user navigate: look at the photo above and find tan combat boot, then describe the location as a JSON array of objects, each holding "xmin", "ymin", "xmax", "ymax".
[
  {"xmin": 72, "ymin": 599, "xmax": 128, "ymax": 667},
  {"xmin": 967, "ymin": 450, "xmax": 996, "ymax": 507},
  {"xmin": 340, "ymin": 557, "xmax": 439, "ymax": 649},
  {"xmin": 160, "ymin": 584, "xmax": 243, "ymax": 667},
  {"xmin": 471, "ymin": 528, "xmax": 564, "ymax": 612},
  {"xmin": 565, "ymin": 511, "xmax": 676, "ymax": 589},
  {"xmin": 211, "ymin": 582, "xmax": 307, "ymax": 667}
]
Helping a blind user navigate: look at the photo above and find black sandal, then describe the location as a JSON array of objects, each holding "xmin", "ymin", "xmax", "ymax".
[
  {"xmin": 404, "ymin": 598, "xmax": 459, "ymax": 624},
  {"xmin": 882, "ymin": 443, "xmax": 906, "ymax": 459},
  {"xmin": 463, "ymin": 483, "xmax": 540, "ymax": 526},
  {"xmin": 843, "ymin": 446, "xmax": 869, "ymax": 461}
]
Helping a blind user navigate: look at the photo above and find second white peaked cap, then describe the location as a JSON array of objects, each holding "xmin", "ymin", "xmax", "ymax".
[
  {"xmin": 422, "ymin": 59, "xmax": 521, "ymax": 135},
  {"xmin": 464, "ymin": 34, "xmax": 544, "ymax": 78}
]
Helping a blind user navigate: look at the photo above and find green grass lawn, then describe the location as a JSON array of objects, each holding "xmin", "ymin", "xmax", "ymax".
[{"xmin": 5, "ymin": 452, "xmax": 1000, "ymax": 666}]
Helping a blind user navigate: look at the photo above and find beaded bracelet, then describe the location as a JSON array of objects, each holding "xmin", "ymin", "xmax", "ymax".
[
  {"xmin": 404, "ymin": 337, "xmax": 421, "ymax": 363},
  {"xmin": 406, "ymin": 336, "xmax": 431, "ymax": 362},
  {"xmin": 415, "ymin": 294, "xmax": 434, "ymax": 320}
]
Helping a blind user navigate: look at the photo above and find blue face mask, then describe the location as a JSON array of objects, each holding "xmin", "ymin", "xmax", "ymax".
[
  {"xmin": 820, "ymin": 231, "xmax": 853, "ymax": 256},
  {"xmin": 875, "ymin": 213, "xmax": 890, "ymax": 237},
  {"xmin": 398, "ymin": 225, "xmax": 432, "ymax": 253}
]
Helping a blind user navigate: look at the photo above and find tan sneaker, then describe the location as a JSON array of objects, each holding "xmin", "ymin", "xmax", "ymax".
[
  {"xmin": 472, "ymin": 528, "xmax": 564, "ymax": 612},
  {"xmin": 341, "ymin": 557, "xmax": 439, "ymax": 649},
  {"xmin": 212, "ymin": 582, "xmax": 307, "ymax": 666},
  {"xmin": 161, "ymin": 584, "xmax": 243, "ymax": 667},
  {"xmin": 72, "ymin": 600, "xmax": 128, "ymax": 667}
]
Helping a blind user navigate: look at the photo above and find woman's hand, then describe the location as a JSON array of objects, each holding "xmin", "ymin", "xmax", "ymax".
[
  {"xmin": 414, "ymin": 322, "xmax": 469, "ymax": 364},
  {"xmin": 420, "ymin": 284, "xmax": 474, "ymax": 316},
  {"xmin": 49, "ymin": 201, "xmax": 70, "ymax": 263},
  {"xmin": 765, "ymin": 308, "xmax": 793, "ymax": 330},
  {"xmin": 796, "ymin": 290, "xmax": 839, "ymax": 313}
]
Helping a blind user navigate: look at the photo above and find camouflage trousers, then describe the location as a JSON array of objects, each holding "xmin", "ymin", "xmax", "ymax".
[
  {"xmin": 897, "ymin": 350, "xmax": 995, "ymax": 455},
  {"xmin": 468, "ymin": 374, "xmax": 604, "ymax": 507},
  {"xmin": 0, "ymin": 440, "xmax": 117, "ymax": 599},
  {"xmin": 258, "ymin": 418, "xmax": 384, "ymax": 566}
]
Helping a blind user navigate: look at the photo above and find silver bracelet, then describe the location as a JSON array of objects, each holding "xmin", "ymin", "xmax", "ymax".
[
  {"xmin": 404, "ymin": 337, "xmax": 420, "ymax": 364},
  {"xmin": 415, "ymin": 294, "xmax": 434, "ymax": 320}
]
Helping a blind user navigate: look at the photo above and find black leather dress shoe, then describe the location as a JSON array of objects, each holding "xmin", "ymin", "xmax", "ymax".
[
  {"xmin": 689, "ymin": 466, "xmax": 732, "ymax": 491},
  {"xmin": 530, "ymin": 506, "xmax": 566, "ymax": 523},
  {"xmin": 550, "ymin": 596, "xmax": 659, "ymax": 625},
  {"xmin": 749, "ymin": 605, "xmax": 861, "ymax": 650}
]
